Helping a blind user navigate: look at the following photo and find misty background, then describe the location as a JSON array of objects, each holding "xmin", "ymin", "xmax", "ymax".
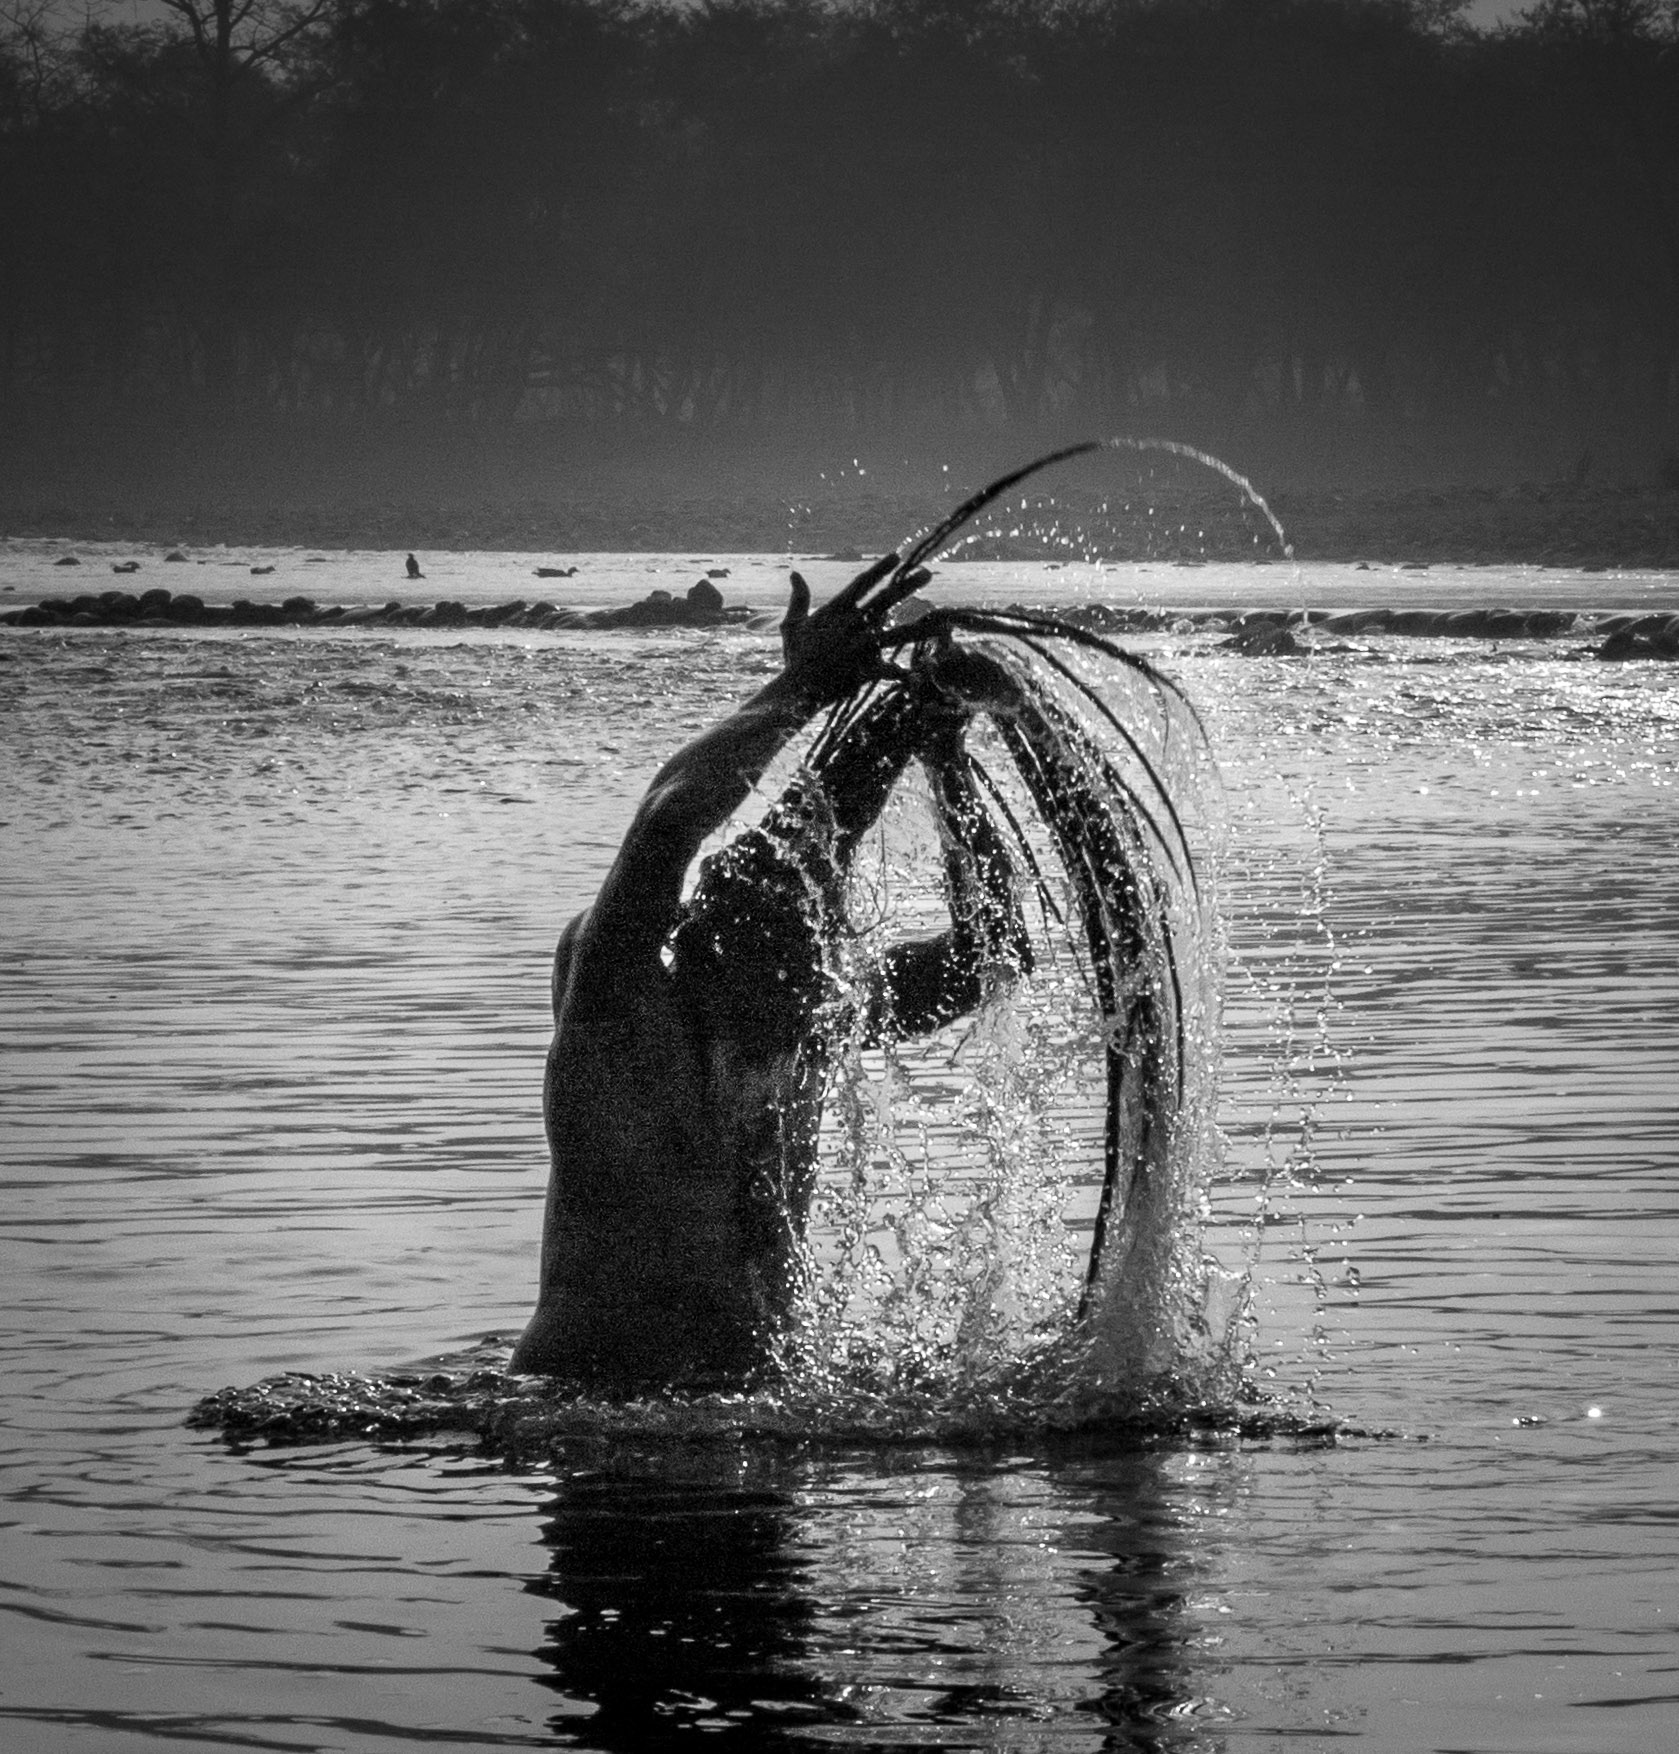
[{"xmin": 2, "ymin": 0, "xmax": 1676, "ymax": 539}]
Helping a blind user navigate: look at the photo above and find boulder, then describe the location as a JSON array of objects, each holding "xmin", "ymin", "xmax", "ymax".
[
  {"xmin": 1444, "ymin": 609, "xmax": 1496, "ymax": 638},
  {"xmin": 1222, "ymin": 622, "xmax": 1299, "ymax": 656},
  {"xmin": 229, "ymin": 599, "xmax": 285, "ymax": 625},
  {"xmin": 414, "ymin": 601, "xmax": 468, "ymax": 627},
  {"xmin": 1388, "ymin": 609, "xmax": 1447, "ymax": 635},
  {"xmin": 1597, "ymin": 628, "xmax": 1677, "ymax": 661},
  {"xmin": 1319, "ymin": 609, "xmax": 1392, "ymax": 634},
  {"xmin": 596, "ymin": 590, "xmax": 677, "ymax": 629},
  {"xmin": 686, "ymin": 578, "xmax": 725, "ymax": 618}
]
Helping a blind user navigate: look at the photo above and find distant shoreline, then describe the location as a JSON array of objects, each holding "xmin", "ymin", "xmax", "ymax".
[
  {"xmin": 4, "ymin": 482, "xmax": 1676, "ymax": 570},
  {"xmin": 4, "ymin": 420, "xmax": 1677, "ymax": 568}
]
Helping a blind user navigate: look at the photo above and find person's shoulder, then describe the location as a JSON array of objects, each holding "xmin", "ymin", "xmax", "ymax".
[
  {"xmin": 554, "ymin": 900, "xmax": 662, "ymax": 986},
  {"xmin": 552, "ymin": 908, "xmax": 590, "ymax": 991}
]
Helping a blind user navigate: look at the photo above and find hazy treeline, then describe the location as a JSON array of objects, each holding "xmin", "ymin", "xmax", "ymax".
[{"xmin": 3, "ymin": 0, "xmax": 1676, "ymax": 469}]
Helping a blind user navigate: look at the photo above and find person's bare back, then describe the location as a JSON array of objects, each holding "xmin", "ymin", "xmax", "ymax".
[{"xmin": 511, "ymin": 566, "xmax": 1032, "ymax": 1388}]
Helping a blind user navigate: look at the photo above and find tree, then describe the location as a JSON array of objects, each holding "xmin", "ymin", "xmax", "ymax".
[{"xmin": 139, "ymin": 1, "xmax": 340, "ymax": 414}]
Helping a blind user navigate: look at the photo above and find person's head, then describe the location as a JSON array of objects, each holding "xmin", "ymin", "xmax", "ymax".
[{"xmin": 668, "ymin": 830, "xmax": 832, "ymax": 1038}]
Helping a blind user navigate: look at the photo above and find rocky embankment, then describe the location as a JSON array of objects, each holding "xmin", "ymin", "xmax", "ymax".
[
  {"xmin": 1063, "ymin": 602, "xmax": 1679, "ymax": 659},
  {"xmin": 2, "ymin": 576, "xmax": 743, "ymax": 633},
  {"xmin": 8, "ymin": 584, "xmax": 1679, "ymax": 659}
]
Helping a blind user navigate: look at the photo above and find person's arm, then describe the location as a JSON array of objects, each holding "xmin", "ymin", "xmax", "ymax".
[
  {"xmin": 755, "ymin": 680, "xmax": 953, "ymax": 870},
  {"xmin": 864, "ymin": 718, "xmax": 1035, "ymax": 1042},
  {"xmin": 581, "ymin": 561, "xmax": 925, "ymax": 957}
]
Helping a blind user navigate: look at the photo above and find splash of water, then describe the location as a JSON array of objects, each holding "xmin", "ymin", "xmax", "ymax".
[
  {"xmin": 1101, "ymin": 435, "xmax": 1294, "ymax": 559},
  {"xmin": 191, "ymin": 635, "xmax": 1260, "ymax": 1450},
  {"xmin": 187, "ymin": 440, "xmax": 1341, "ymax": 1452},
  {"xmin": 764, "ymin": 636, "xmax": 1235, "ymax": 1430},
  {"xmin": 923, "ymin": 433, "xmax": 1293, "ymax": 565}
]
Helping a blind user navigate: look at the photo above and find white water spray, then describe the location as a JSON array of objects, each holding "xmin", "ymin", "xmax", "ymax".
[
  {"xmin": 1101, "ymin": 435, "xmax": 1294, "ymax": 559},
  {"xmin": 776, "ymin": 636, "xmax": 1235, "ymax": 1429}
]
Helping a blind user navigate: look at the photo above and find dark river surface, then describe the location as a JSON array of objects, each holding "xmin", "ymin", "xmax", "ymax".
[{"xmin": 3, "ymin": 545, "xmax": 1678, "ymax": 1751}]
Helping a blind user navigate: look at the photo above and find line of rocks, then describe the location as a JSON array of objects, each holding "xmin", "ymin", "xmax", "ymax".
[
  {"xmin": 2, "ymin": 577, "xmax": 748, "ymax": 633},
  {"xmin": 1055, "ymin": 602, "xmax": 1679, "ymax": 659},
  {"xmin": 8, "ymin": 588, "xmax": 1679, "ymax": 659}
]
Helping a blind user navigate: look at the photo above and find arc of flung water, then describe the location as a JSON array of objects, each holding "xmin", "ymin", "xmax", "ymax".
[
  {"xmin": 886, "ymin": 434, "xmax": 1293, "ymax": 587},
  {"xmin": 1100, "ymin": 435, "xmax": 1294, "ymax": 560},
  {"xmin": 867, "ymin": 438, "xmax": 1250, "ymax": 1383}
]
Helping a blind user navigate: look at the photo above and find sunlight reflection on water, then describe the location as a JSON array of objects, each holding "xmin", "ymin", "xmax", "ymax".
[{"xmin": 3, "ymin": 570, "xmax": 1678, "ymax": 1750}]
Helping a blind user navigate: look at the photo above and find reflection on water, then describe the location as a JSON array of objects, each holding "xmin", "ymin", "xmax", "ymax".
[
  {"xmin": 3, "ymin": 575, "xmax": 1679, "ymax": 1749},
  {"xmin": 529, "ymin": 1452, "xmax": 827, "ymax": 1743},
  {"xmin": 527, "ymin": 1445, "xmax": 1217, "ymax": 1751}
]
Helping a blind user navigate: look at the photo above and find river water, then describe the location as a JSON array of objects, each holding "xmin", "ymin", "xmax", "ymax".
[{"xmin": 3, "ymin": 544, "xmax": 1678, "ymax": 1751}]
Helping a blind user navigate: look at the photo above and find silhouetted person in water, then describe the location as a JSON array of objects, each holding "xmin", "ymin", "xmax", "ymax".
[
  {"xmin": 406, "ymin": 553, "xmax": 423, "ymax": 580},
  {"xmin": 512, "ymin": 567, "xmax": 1031, "ymax": 1388}
]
